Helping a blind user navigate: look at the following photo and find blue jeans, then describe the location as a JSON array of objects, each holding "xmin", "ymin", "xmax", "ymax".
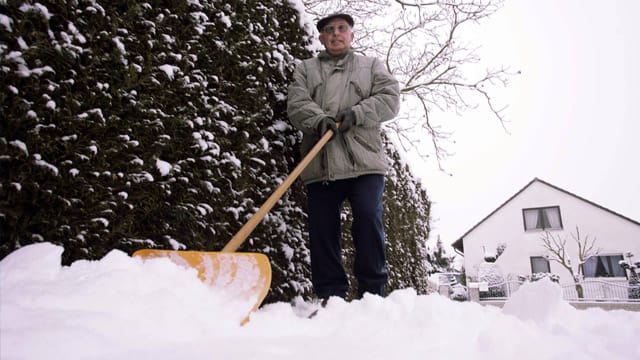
[{"xmin": 307, "ymin": 174, "xmax": 388, "ymax": 299}]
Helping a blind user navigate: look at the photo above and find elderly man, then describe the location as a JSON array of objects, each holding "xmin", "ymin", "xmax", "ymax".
[{"xmin": 287, "ymin": 13, "xmax": 400, "ymax": 301}]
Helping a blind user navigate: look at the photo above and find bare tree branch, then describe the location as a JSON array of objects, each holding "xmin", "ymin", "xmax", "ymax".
[
  {"xmin": 302, "ymin": 0, "xmax": 518, "ymax": 169},
  {"xmin": 540, "ymin": 226, "xmax": 601, "ymax": 279}
]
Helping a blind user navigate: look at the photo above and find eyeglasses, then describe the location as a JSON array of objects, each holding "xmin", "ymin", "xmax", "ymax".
[{"xmin": 322, "ymin": 24, "xmax": 351, "ymax": 34}]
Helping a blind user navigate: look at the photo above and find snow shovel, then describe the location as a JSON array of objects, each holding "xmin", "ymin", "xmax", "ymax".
[{"xmin": 133, "ymin": 126, "xmax": 337, "ymax": 324}]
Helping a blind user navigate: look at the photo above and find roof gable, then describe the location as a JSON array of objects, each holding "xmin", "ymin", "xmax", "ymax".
[{"xmin": 451, "ymin": 178, "xmax": 640, "ymax": 253}]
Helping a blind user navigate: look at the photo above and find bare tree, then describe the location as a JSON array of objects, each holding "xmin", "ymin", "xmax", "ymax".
[
  {"xmin": 540, "ymin": 226, "xmax": 600, "ymax": 298},
  {"xmin": 302, "ymin": 0, "xmax": 518, "ymax": 169}
]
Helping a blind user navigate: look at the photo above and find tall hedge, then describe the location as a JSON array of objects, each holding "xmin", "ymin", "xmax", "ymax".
[{"xmin": 1, "ymin": 0, "xmax": 433, "ymax": 303}]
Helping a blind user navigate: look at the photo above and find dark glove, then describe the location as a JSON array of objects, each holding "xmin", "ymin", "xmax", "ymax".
[
  {"xmin": 317, "ymin": 117, "xmax": 338, "ymax": 139},
  {"xmin": 336, "ymin": 109, "xmax": 356, "ymax": 133}
]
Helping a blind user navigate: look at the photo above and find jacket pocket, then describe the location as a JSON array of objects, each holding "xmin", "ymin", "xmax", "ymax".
[
  {"xmin": 345, "ymin": 127, "xmax": 387, "ymax": 171},
  {"xmin": 352, "ymin": 128, "xmax": 382, "ymax": 153},
  {"xmin": 347, "ymin": 78, "xmax": 370, "ymax": 107},
  {"xmin": 349, "ymin": 80, "xmax": 364, "ymax": 101}
]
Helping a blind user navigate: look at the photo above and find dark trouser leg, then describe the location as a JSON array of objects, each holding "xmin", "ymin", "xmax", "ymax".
[
  {"xmin": 349, "ymin": 174, "xmax": 388, "ymax": 298},
  {"xmin": 307, "ymin": 181, "xmax": 349, "ymax": 299}
]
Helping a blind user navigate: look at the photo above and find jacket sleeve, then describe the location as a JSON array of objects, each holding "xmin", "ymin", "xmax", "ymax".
[
  {"xmin": 352, "ymin": 57, "xmax": 400, "ymax": 128},
  {"xmin": 287, "ymin": 61, "xmax": 327, "ymax": 135}
]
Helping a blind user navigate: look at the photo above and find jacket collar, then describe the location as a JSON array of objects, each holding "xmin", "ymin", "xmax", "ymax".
[{"xmin": 318, "ymin": 49, "xmax": 353, "ymax": 63}]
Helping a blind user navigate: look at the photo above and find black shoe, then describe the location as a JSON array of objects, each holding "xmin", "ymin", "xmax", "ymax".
[{"xmin": 307, "ymin": 297, "xmax": 329, "ymax": 319}]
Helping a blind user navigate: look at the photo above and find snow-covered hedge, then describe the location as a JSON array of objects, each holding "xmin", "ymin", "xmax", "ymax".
[{"xmin": 1, "ymin": 0, "xmax": 434, "ymax": 302}]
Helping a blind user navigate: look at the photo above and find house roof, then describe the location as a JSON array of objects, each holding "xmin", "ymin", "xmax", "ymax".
[{"xmin": 451, "ymin": 178, "xmax": 640, "ymax": 254}]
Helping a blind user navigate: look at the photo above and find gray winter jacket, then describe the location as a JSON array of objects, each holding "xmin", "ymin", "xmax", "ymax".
[{"xmin": 287, "ymin": 50, "xmax": 400, "ymax": 184}]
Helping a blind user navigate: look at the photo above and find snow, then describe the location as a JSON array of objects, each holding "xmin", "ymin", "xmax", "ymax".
[
  {"xmin": 91, "ymin": 217, "xmax": 109, "ymax": 227},
  {"xmin": 9, "ymin": 139, "xmax": 28, "ymax": 156},
  {"xmin": 0, "ymin": 13, "xmax": 12, "ymax": 31},
  {"xmin": 155, "ymin": 158, "xmax": 172, "ymax": 176},
  {"xmin": 158, "ymin": 64, "xmax": 180, "ymax": 80},
  {"xmin": 2, "ymin": 243, "xmax": 639, "ymax": 360},
  {"xmin": 33, "ymin": 153, "xmax": 59, "ymax": 176},
  {"xmin": 19, "ymin": 3, "xmax": 52, "ymax": 20}
]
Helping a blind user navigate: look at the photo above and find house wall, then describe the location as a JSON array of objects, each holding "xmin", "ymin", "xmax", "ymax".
[{"xmin": 462, "ymin": 180, "xmax": 640, "ymax": 284}]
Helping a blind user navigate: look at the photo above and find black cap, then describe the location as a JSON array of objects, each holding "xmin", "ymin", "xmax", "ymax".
[{"xmin": 316, "ymin": 13, "xmax": 354, "ymax": 31}]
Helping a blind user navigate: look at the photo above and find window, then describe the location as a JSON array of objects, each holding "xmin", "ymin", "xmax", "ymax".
[
  {"xmin": 530, "ymin": 256, "xmax": 551, "ymax": 274},
  {"xmin": 582, "ymin": 255, "xmax": 626, "ymax": 278},
  {"xmin": 522, "ymin": 206, "xmax": 563, "ymax": 231}
]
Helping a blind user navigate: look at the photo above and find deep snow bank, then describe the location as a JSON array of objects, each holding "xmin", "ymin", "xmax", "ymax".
[{"xmin": 1, "ymin": 243, "xmax": 639, "ymax": 360}]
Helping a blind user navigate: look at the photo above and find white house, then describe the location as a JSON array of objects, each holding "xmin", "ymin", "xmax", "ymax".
[{"xmin": 452, "ymin": 178, "xmax": 640, "ymax": 285}]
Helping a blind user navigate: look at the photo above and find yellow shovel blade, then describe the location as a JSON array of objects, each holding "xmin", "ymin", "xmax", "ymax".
[{"xmin": 132, "ymin": 249, "xmax": 271, "ymax": 325}]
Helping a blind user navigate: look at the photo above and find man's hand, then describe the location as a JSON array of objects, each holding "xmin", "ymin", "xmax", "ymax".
[
  {"xmin": 317, "ymin": 117, "xmax": 338, "ymax": 139},
  {"xmin": 336, "ymin": 109, "xmax": 356, "ymax": 133}
]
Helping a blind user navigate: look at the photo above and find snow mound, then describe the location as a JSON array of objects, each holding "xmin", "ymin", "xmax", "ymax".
[
  {"xmin": 2, "ymin": 243, "xmax": 640, "ymax": 360},
  {"xmin": 503, "ymin": 278, "xmax": 573, "ymax": 324},
  {"xmin": 0, "ymin": 242, "xmax": 63, "ymax": 284}
]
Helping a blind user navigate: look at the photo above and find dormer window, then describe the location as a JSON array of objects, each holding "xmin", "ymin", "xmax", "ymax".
[{"xmin": 522, "ymin": 206, "xmax": 563, "ymax": 231}]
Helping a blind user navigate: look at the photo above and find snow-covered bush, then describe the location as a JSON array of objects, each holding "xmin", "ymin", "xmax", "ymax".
[
  {"xmin": 530, "ymin": 272, "xmax": 560, "ymax": 283},
  {"xmin": 449, "ymin": 284, "xmax": 468, "ymax": 301},
  {"xmin": 620, "ymin": 252, "xmax": 640, "ymax": 300},
  {"xmin": 476, "ymin": 244, "xmax": 507, "ymax": 297},
  {"xmin": 0, "ymin": 0, "xmax": 313, "ymax": 303},
  {"xmin": 477, "ymin": 262, "xmax": 506, "ymax": 298}
]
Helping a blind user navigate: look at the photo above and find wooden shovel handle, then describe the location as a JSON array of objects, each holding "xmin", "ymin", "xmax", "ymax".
[{"xmin": 221, "ymin": 126, "xmax": 337, "ymax": 252}]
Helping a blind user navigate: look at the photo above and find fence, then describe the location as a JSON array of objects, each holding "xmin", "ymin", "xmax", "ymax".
[
  {"xmin": 475, "ymin": 280, "xmax": 524, "ymax": 300},
  {"xmin": 475, "ymin": 279, "xmax": 640, "ymax": 302},
  {"xmin": 562, "ymin": 279, "xmax": 640, "ymax": 302}
]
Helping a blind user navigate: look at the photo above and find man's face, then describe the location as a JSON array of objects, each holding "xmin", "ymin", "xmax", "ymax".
[{"xmin": 319, "ymin": 19, "xmax": 354, "ymax": 56}]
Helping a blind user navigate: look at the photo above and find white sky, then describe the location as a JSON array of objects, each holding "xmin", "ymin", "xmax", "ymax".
[{"xmin": 415, "ymin": 0, "xmax": 640, "ymax": 249}]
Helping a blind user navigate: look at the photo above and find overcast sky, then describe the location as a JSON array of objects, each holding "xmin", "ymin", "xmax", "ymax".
[{"xmin": 413, "ymin": 0, "xmax": 640, "ymax": 250}]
